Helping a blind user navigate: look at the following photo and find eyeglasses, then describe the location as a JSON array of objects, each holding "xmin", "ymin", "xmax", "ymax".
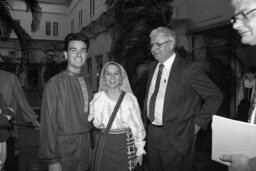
[
  {"xmin": 230, "ymin": 8, "xmax": 256, "ymax": 24},
  {"xmin": 150, "ymin": 40, "xmax": 172, "ymax": 50}
]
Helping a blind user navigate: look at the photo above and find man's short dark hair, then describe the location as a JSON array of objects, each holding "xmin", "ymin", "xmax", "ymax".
[{"xmin": 64, "ymin": 33, "xmax": 89, "ymax": 51}]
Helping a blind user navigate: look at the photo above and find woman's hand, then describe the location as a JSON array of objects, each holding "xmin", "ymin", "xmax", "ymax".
[{"xmin": 135, "ymin": 154, "xmax": 143, "ymax": 166}]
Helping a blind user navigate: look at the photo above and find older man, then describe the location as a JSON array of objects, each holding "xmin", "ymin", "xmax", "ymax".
[
  {"xmin": 219, "ymin": 0, "xmax": 256, "ymax": 170},
  {"xmin": 144, "ymin": 27, "xmax": 223, "ymax": 171}
]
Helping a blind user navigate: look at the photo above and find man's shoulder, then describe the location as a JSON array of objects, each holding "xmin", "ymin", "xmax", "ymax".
[
  {"xmin": 0, "ymin": 70, "xmax": 18, "ymax": 84},
  {"xmin": 0, "ymin": 70, "xmax": 15, "ymax": 78},
  {"xmin": 176, "ymin": 56, "xmax": 193, "ymax": 65},
  {"xmin": 44, "ymin": 71, "xmax": 66, "ymax": 88},
  {"xmin": 47, "ymin": 71, "xmax": 65, "ymax": 82}
]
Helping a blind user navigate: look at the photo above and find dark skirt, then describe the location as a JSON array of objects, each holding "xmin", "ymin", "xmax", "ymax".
[{"xmin": 100, "ymin": 128, "xmax": 136, "ymax": 171}]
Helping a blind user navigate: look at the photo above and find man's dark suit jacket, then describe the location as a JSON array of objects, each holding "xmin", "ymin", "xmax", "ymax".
[{"xmin": 145, "ymin": 55, "xmax": 223, "ymax": 155}]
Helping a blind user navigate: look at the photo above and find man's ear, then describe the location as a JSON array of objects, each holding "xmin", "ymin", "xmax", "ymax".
[{"xmin": 64, "ymin": 51, "xmax": 68, "ymax": 59}]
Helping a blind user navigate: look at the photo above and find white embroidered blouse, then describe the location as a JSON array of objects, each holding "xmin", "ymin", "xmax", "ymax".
[{"xmin": 88, "ymin": 91, "xmax": 146, "ymax": 156}]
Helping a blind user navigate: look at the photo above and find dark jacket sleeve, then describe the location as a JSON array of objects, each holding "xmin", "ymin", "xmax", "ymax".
[{"xmin": 189, "ymin": 62, "xmax": 223, "ymax": 129}]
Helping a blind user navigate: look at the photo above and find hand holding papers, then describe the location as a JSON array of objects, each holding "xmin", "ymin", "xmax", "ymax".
[{"xmin": 211, "ymin": 115, "xmax": 256, "ymax": 166}]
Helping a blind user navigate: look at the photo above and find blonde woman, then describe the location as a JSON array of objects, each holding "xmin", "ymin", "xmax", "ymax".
[{"xmin": 89, "ymin": 61, "xmax": 146, "ymax": 171}]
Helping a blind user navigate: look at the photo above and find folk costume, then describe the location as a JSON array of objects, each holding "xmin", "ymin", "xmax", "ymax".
[
  {"xmin": 0, "ymin": 70, "xmax": 38, "ymax": 127},
  {"xmin": 89, "ymin": 62, "xmax": 146, "ymax": 171},
  {"xmin": 39, "ymin": 70, "xmax": 92, "ymax": 171}
]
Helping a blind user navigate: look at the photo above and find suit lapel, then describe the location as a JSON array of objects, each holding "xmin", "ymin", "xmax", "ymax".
[{"xmin": 163, "ymin": 56, "xmax": 180, "ymax": 118}]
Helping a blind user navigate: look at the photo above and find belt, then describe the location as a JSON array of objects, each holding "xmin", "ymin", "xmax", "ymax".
[{"xmin": 150, "ymin": 123, "xmax": 163, "ymax": 128}]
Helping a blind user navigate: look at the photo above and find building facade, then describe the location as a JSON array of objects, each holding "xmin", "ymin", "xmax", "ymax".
[{"xmin": 1, "ymin": 0, "xmax": 247, "ymax": 116}]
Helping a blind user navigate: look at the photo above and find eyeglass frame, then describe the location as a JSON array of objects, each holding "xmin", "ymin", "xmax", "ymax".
[
  {"xmin": 150, "ymin": 40, "xmax": 173, "ymax": 50},
  {"xmin": 230, "ymin": 8, "xmax": 256, "ymax": 24}
]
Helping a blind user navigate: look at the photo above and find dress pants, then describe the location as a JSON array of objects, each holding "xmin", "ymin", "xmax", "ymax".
[{"xmin": 147, "ymin": 124, "xmax": 195, "ymax": 171}]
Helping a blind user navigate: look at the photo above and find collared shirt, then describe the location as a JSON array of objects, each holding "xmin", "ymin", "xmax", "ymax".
[
  {"xmin": 250, "ymin": 107, "xmax": 256, "ymax": 124},
  {"xmin": 147, "ymin": 53, "xmax": 176, "ymax": 125}
]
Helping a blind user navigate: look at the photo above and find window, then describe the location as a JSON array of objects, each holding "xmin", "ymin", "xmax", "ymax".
[
  {"xmin": 79, "ymin": 10, "xmax": 83, "ymax": 27},
  {"xmin": 46, "ymin": 22, "xmax": 51, "ymax": 35},
  {"xmin": 53, "ymin": 22, "xmax": 58, "ymax": 36},
  {"xmin": 71, "ymin": 19, "xmax": 74, "ymax": 33},
  {"xmin": 90, "ymin": 0, "xmax": 95, "ymax": 18}
]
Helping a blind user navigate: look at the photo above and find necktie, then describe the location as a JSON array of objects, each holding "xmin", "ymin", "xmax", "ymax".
[
  {"xmin": 248, "ymin": 85, "xmax": 256, "ymax": 124},
  {"xmin": 149, "ymin": 64, "xmax": 164, "ymax": 122},
  {"xmin": 254, "ymin": 112, "xmax": 256, "ymax": 124}
]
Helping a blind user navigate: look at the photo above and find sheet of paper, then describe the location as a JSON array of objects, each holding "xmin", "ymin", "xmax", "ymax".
[{"xmin": 211, "ymin": 115, "xmax": 256, "ymax": 166}]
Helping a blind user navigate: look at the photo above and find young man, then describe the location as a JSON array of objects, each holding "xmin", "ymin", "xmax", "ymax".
[
  {"xmin": 220, "ymin": 0, "xmax": 256, "ymax": 170},
  {"xmin": 0, "ymin": 69, "xmax": 40, "ymax": 170},
  {"xmin": 39, "ymin": 33, "xmax": 92, "ymax": 171},
  {"xmin": 145, "ymin": 27, "xmax": 223, "ymax": 171}
]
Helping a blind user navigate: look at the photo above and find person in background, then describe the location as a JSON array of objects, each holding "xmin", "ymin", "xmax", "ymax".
[
  {"xmin": 0, "ymin": 69, "xmax": 40, "ymax": 170},
  {"xmin": 236, "ymin": 67, "xmax": 256, "ymax": 122},
  {"xmin": 39, "ymin": 33, "xmax": 93, "ymax": 171},
  {"xmin": 89, "ymin": 61, "xmax": 146, "ymax": 171},
  {"xmin": 219, "ymin": 0, "xmax": 256, "ymax": 170},
  {"xmin": 144, "ymin": 27, "xmax": 223, "ymax": 171},
  {"xmin": 0, "ymin": 70, "xmax": 40, "ymax": 128}
]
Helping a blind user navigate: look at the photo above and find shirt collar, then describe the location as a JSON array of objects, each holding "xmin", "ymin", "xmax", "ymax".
[
  {"xmin": 161, "ymin": 53, "xmax": 176, "ymax": 70},
  {"xmin": 66, "ymin": 69, "xmax": 82, "ymax": 77}
]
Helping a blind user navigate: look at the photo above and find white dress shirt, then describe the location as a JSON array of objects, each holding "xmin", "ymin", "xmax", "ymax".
[
  {"xmin": 147, "ymin": 53, "xmax": 176, "ymax": 125},
  {"xmin": 250, "ymin": 107, "xmax": 256, "ymax": 124}
]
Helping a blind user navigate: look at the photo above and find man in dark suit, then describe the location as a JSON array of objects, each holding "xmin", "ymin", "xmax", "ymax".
[{"xmin": 145, "ymin": 27, "xmax": 223, "ymax": 171}]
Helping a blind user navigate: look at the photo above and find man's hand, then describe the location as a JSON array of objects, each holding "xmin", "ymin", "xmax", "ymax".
[
  {"xmin": 194, "ymin": 124, "xmax": 200, "ymax": 135},
  {"xmin": 220, "ymin": 154, "xmax": 251, "ymax": 171},
  {"xmin": 49, "ymin": 162, "xmax": 62, "ymax": 171},
  {"xmin": 135, "ymin": 155, "xmax": 143, "ymax": 166},
  {"xmin": 32, "ymin": 120, "xmax": 40, "ymax": 130}
]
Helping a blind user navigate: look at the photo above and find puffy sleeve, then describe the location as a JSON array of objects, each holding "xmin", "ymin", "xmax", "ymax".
[
  {"xmin": 88, "ymin": 92, "xmax": 104, "ymax": 127},
  {"xmin": 39, "ymin": 80, "xmax": 60, "ymax": 164},
  {"xmin": 126, "ymin": 93, "xmax": 146, "ymax": 156},
  {"xmin": 88, "ymin": 95, "xmax": 95, "ymax": 122},
  {"xmin": 11, "ymin": 74, "xmax": 38, "ymax": 122}
]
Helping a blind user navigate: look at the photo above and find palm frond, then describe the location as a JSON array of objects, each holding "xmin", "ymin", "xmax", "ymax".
[
  {"xmin": 0, "ymin": 0, "xmax": 13, "ymax": 9},
  {"xmin": 107, "ymin": 0, "xmax": 175, "ymax": 81},
  {"xmin": 23, "ymin": 0, "xmax": 42, "ymax": 32},
  {"xmin": 0, "ymin": 1, "xmax": 31, "ymax": 48}
]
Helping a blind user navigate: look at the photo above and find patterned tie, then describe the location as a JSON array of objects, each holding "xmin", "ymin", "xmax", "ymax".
[
  {"xmin": 254, "ymin": 112, "xmax": 256, "ymax": 124},
  {"xmin": 149, "ymin": 64, "xmax": 164, "ymax": 122},
  {"xmin": 248, "ymin": 85, "xmax": 256, "ymax": 124}
]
